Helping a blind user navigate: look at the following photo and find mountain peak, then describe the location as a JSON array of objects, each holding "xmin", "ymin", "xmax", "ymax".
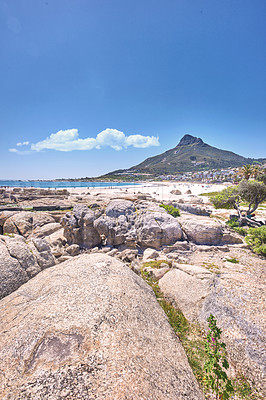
[{"xmin": 177, "ymin": 134, "xmax": 204, "ymax": 146}]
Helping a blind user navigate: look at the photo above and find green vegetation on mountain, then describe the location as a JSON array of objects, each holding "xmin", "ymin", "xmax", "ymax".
[{"xmin": 106, "ymin": 135, "xmax": 265, "ymax": 176}]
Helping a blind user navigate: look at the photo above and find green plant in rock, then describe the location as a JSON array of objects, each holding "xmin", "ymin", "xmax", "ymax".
[
  {"xmin": 245, "ymin": 225, "xmax": 266, "ymax": 256},
  {"xmin": 159, "ymin": 203, "xmax": 180, "ymax": 217},
  {"xmin": 3, "ymin": 232, "xmax": 15, "ymax": 238},
  {"xmin": 140, "ymin": 267, "xmax": 206, "ymax": 384},
  {"xmin": 204, "ymin": 314, "xmax": 234, "ymax": 399},
  {"xmin": 225, "ymin": 257, "xmax": 239, "ymax": 264},
  {"xmin": 142, "ymin": 260, "xmax": 172, "ymax": 269},
  {"xmin": 140, "ymin": 268, "xmax": 260, "ymax": 399}
]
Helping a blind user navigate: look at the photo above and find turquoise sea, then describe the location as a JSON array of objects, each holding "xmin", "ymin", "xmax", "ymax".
[{"xmin": 0, "ymin": 180, "xmax": 137, "ymax": 189}]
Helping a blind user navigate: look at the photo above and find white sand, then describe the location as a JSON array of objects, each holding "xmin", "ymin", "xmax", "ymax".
[{"xmin": 66, "ymin": 181, "xmax": 227, "ymax": 202}]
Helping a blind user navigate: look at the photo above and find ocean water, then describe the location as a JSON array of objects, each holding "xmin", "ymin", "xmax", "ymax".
[{"xmin": 0, "ymin": 180, "xmax": 138, "ymax": 189}]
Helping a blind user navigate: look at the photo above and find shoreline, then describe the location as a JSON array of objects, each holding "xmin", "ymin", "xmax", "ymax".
[{"xmin": 1, "ymin": 181, "xmax": 228, "ymax": 197}]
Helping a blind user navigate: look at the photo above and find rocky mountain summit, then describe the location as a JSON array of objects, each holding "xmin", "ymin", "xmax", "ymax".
[
  {"xmin": 0, "ymin": 186, "xmax": 265, "ymax": 398},
  {"xmin": 108, "ymin": 134, "xmax": 264, "ymax": 175}
]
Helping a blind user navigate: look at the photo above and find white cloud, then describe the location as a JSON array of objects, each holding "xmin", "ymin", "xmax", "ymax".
[
  {"xmin": 9, "ymin": 148, "xmax": 19, "ymax": 153},
  {"xmin": 27, "ymin": 128, "xmax": 160, "ymax": 152},
  {"xmin": 16, "ymin": 141, "xmax": 29, "ymax": 146},
  {"xmin": 126, "ymin": 134, "xmax": 160, "ymax": 148}
]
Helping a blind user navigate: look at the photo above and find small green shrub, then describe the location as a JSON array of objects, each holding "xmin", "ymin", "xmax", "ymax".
[
  {"xmin": 204, "ymin": 314, "xmax": 234, "ymax": 399},
  {"xmin": 3, "ymin": 233, "xmax": 15, "ymax": 238},
  {"xmin": 142, "ymin": 260, "xmax": 172, "ymax": 269},
  {"xmin": 159, "ymin": 204, "xmax": 180, "ymax": 217},
  {"xmin": 234, "ymin": 226, "xmax": 248, "ymax": 236},
  {"xmin": 245, "ymin": 226, "xmax": 266, "ymax": 256},
  {"xmin": 200, "ymin": 191, "xmax": 221, "ymax": 197},
  {"xmin": 226, "ymin": 217, "xmax": 239, "ymax": 228},
  {"xmin": 225, "ymin": 257, "xmax": 239, "ymax": 264},
  {"xmin": 226, "ymin": 218, "xmax": 248, "ymax": 236}
]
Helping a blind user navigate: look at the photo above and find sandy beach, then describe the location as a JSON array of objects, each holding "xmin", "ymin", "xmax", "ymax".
[{"xmin": 66, "ymin": 181, "xmax": 228, "ymax": 202}]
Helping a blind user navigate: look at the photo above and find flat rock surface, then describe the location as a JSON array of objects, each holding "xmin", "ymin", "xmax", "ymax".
[{"xmin": 0, "ymin": 253, "xmax": 203, "ymax": 400}]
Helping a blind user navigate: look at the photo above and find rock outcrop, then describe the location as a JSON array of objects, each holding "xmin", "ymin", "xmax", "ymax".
[
  {"xmin": 0, "ymin": 234, "xmax": 55, "ymax": 299},
  {"xmin": 136, "ymin": 211, "xmax": 183, "ymax": 249},
  {"xmin": 62, "ymin": 204, "xmax": 101, "ymax": 248},
  {"xmin": 159, "ymin": 263, "xmax": 266, "ymax": 396},
  {"xmin": 0, "ymin": 253, "xmax": 203, "ymax": 400},
  {"xmin": 179, "ymin": 215, "xmax": 243, "ymax": 245},
  {"xmin": 3, "ymin": 211, "xmax": 56, "ymax": 238}
]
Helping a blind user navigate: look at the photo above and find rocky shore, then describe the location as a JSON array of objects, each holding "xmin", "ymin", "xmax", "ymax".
[{"xmin": 0, "ymin": 183, "xmax": 265, "ymax": 399}]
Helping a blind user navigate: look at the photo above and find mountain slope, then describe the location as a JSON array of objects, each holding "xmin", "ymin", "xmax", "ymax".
[{"xmin": 110, "ymin": 135, "xmax": 263, "ymax": 176}]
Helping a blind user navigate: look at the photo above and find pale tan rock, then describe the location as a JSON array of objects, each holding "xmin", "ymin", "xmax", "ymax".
[
  {"xmin": 159, "ymin": 266, "xmax": 214, "ymax": 321},
  {"xmin": 143, "ymin": 248, "xmax": 159, "ymax": 261},
  {"xmin": 0, "ymin": 254, "xmax": 203, "ymax": 400},
  {"xmin": 65, "ymin": 244, "xmax": 80, "ymax": 256},
  {"xmin": 136, "ymin": 211, "xmax": 183, "ymax": 249},
  {"xmin": 33, "ymin": 222, "xmax": 62, "ymax": 237},
  {"xmin": 159, "ymin": 262, "xmax": 266, "ymax": 397},
  {"xmin": 0, "ymin": 235, "xmax": 55, "ymax": 299},
  {"xmin": 179, "ymin": 215, "xmax": 223, "ymax": 245},
  {"xmin": 3, "ymin": 211, "xmax": 55, "ymax": 237}
]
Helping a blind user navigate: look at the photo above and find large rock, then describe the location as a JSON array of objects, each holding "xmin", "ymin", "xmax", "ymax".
[
  {"xmin": 179, "ymin": 215, "xmax": 244, "ymax": 245},
  {"xmin": 94, "ymin": 200, "xmax": 137, "ymax": 247},
  {"xmin": 179, "ymin": 215, "xmax": 223, "ymax": 245},
  {"xmin": 200, "ymin": 271, "xmax": 266, "ymax": 396},
  {"xmin": 62, "ymin": 204, "xmax": 101, "ymax": 249},
  {"xmin": 159, "ymin": 265, "xmax": 214, "ymax": 321},
  {"xmin": 105, "ymin": 199, "xmax": 136, "ymax": 218},
  {"xmin": 33, "ymin": 222, "xmax": 62, "ymax": 238},
  {"xmin": 3, "ymin": 211, "xmax": 55, "ymax": 237},
  {"xmin": 0, "ymin": 235, "xmax": 55, "ymax": 299},
  {"xmin": 159, "ymin": 264, "xmax": 266, "ymax": 396},
  {"xmin": 94, "ymin": 214, "xmax": 135, "ymax": 246},
  {"xmin": 0, "ymin": 253, "xmax": 203, "ymax": 400},
  {"xmin": 175, "ymin": 203, "xmax": 211, "ymax": 216},
  {"xmin": 136, "ymin": 211, "xmax": 183, "ymax": 249}
]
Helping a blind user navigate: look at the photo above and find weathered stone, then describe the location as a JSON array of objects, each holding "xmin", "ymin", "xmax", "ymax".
[
  {"xmin": 30, "ymin": 238, "xmax": 55, "ymax": 270},
  {"xmin": 65, "ymin": 244, "xmax": 80, "ymax": 256},
  {"xmin": 0, "ymin": 235, "xmax": 55, "ymax": 299},
  {"xmin": 150, "ymin": 266, "xmax": 170, "ymax": 280},
  {"xmin": 159, "ymin": 263, "xmax": 266, "ymax": 396},
  {"xmin": 117, "ymin": 249, "xmax": 138, "ymax": 262},
  {"xmin": 170, "ymin": 189, "xmax": 182, "ymax": 195},
  {"xmin": 143, "ymin": 248, "xmax": 160, "ymax": 261},
  {"xmin": 175, "ymin": 203, "xmax": 211, "ymax": 216},
  {"xmin": 220, "ymin": 232, "xmax": 243, "ymax": 245},
  {"xmin": 0, "ymin": 254, "xmax": 203, "ymax": 400},
  {"xmin": 94, "ymin": 215, "xmax": 131, "ymax": 246},
  {"xmin": 179, "ymin": 215, "xmax": 223, "ymax": 245},
  {"xmin": 0, "ymin": 237, "xmax": 29, "ymax": 299},
  {"xmin": 3, "ymin": 211, "xmax": 55, "ymax": 237},
  {"xmin": 162, "ymin": 242, "xmax": 190, "ymax": 253},
  {"xmin": 33, "ymin": 222, "xmax": 62, "ymax": 238},
  {"xmin": 57, "ymin": 255, "xmax": 73, "ymax": 263},
  {"xmin": 0, "ymin": 210, "xmax": 19, "ymax": 226},
  {"xmin": 62, "ymin": 205, "xmax": 101, "ymax": 249},
  {"xmin": 105, "ymin": 199, "xmax": 135, "ymax": 218},
  {"xmin": 107, "ymin": 248, "xmax": 119, "ymax": 257},
  {"xmin": 159, "ymin": 265, "xmax": 214, "ymax": 321},
  {"xmin": 136, "ymin": 211, "xmax": 183, "ymax": 249}
]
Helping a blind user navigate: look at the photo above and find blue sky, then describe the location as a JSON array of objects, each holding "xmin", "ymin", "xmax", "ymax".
[{"xmin": 1, "ymin": 0, "xmax": 265, "ymax": 179}]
